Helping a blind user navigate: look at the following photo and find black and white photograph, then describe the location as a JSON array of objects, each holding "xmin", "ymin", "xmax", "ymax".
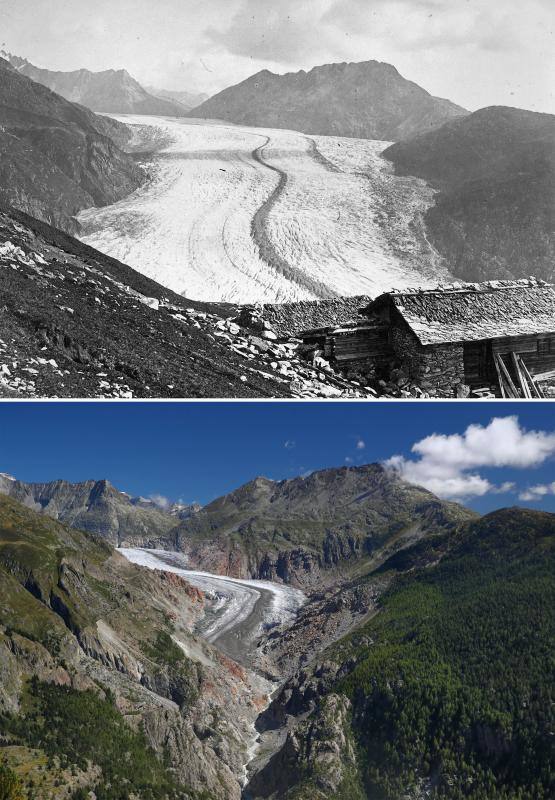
[{"xmin": 0, "ymin": 0, "xmax": 553, "ymax": 399}]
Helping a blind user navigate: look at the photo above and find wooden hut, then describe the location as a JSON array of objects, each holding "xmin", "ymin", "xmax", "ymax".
[{"xmin": 360, "ymin": 279, "xmax": 555, "ymax": 396}]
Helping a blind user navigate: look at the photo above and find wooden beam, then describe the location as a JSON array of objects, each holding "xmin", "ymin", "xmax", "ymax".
[
  {"xmin": 519, "ymin": 355, "xmax": 544, "ymax": 399},
  {"xmin": 512, "ymin": 352, "xmax": 531, "ymax": 398},
  {"xmin": 495, "ymin": 353, "xmax": 519, "ymax": 398},
  {"xmin": 493, "ymin": 353, "xmax": 507, "ymax": 398}
]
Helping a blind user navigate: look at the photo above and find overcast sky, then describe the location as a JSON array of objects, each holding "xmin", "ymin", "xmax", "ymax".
[{"xmin": 1, "ymin": 0, "xmax": 553, "ymax": 111}]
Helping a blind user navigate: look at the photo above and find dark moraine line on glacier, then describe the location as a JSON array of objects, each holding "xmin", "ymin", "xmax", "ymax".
[
  {"xmin": 250, "ymin": 137, "xmax": 339, "ymax": 299},
  {"xmin": 119, "ymin": 548, "xmax": 306, "ymax": 666},
  {"xmin": 305, "ymin": 137, "xmax": 344, "ymax": 174}
]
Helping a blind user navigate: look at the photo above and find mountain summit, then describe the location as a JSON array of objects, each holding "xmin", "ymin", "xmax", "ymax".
[
  {"xmin": 1, "ymin": 51, "xmax": 189, "ymax": 117},
  {"xmin": 188, "ymin": 60, "xmax": 468, "ymax": 140},
  {"xmin": 172, "ymin": 463, "xmax": 475, "ymax": 587}
]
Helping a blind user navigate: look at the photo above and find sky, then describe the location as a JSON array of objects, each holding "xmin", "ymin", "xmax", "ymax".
[
  {"xmin": 2, "ymin": 401, "xmax": 555, "ymax": 515},
  {"xmin": 1, "ymin": 0, "xmax": 553, "ymax": 113}
]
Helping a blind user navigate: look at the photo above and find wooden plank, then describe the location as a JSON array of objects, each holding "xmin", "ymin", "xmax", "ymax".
[
  {"xmin": 493, "ymin": 354, "xmax": 507, "ymax": 398},
  {"xmin": 519, "ymin": 356, "xmax": 544, "ymax": 399},
  {"xmin": 517, "ymin": 355, "xmax": 538, "ymax": 398},
  {"xmin": 512, "ymin": 352, "xmax": 531, "ymax": 398},
  {"xmin": 497, "ymin": 354, "xmax": 520, "ymax": 397}
]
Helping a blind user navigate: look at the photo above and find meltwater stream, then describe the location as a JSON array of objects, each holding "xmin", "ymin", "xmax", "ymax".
[{"xmin": 119, "ymin": 548, "xmax": 306, "ymax": 664}]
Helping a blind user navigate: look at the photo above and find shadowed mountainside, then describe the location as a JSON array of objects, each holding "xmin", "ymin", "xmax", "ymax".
[
  {"xmin": 0, "ymin": 57, "xmax": 143, "ymax": 234},
  {"xmin": 188, "ymin": 60, "xmax": 468, "ymax": 140},
  {"xmin": 0, "ymin": 203, "xmax": 293, "ymax": 398},
  {"xmin": 384, "ymin": 106, "xmax": 555, "ymax": 282}
]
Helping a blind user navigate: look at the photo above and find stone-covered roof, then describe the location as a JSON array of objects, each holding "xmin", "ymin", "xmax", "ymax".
[{"xmin": 364, "ymin": 279, "xmax": 555, "ymax": 345}]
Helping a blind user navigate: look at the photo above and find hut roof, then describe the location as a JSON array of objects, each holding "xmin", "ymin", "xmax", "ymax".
[{"xmin": 364, "ymin": 279, "xmax": 555, "ymax": 345}]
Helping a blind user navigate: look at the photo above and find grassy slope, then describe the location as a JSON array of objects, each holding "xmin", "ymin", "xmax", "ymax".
[{"xmin": 0, "ymin": 495, "xmax": 211, "ymax": 799}]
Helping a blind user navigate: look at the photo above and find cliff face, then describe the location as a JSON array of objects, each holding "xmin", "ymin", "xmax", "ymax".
[
  {"xmin": 0, "ymin": 57, "xmax": 143, "ymax": 234},
  {"xmin": 0, "ymin": 475, "xmax": 180, "ymax": 546},
  {"xmin": 173, "ymin": 465, "xmax": 475, "ymax": 589},
  {"xmin": 0, "ymin": 494, "xmax": 266, "ymax": 799},
  {"xmin": 189, "ymin": 60, "xmax": 467, "ymax": 140},
  {"xmin": 384, "ymin": 106, "xmax": 555, "ymax": 282}
]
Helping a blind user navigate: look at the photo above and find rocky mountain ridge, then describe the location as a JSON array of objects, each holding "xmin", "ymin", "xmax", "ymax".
[
  {"xmin": 171, "ymin": 464, "xmax": 476, "ymax": 589},
  {"xmin": 1, "ymin": 51, "xmax": 189, "ymax": 118},
  {"xmin": 0, "ymin": 474, "xmax": 191, "ymax": 547},
  {"xmin": 189, "ymin": 60, "xmax": 468, "ymax": 140},
  {"xmin": 0, "ymin": 56, "xmax": 144, "ymax": 234}
]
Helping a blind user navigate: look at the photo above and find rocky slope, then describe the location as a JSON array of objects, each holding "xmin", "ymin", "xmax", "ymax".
[
  {"xmin": 2, "ymin": 52, "xmax": 188, "ymax": 118},
  {"xmin": 0, "ymin": 474, "xmax": 191, "ymax": 547},
  {"xmin": 246, "ymin": 507, "xmax": 555, "ymax": 799},
  {"xmin": 188, "ymin": 60, "xmax": 467, "ymax": 140},
  {"xmin": 0, "ymin": 203, "xmax": 381, "ymax": 399},
  {"xmin": 384, "ymin": 106, "xmax": 555, "ymax": 282},
  {"xmin": 0, "ymin": 494, "xmax": 269, "ymax": 799},
  {"xmin": 0, "ymin": 57, "xmax": 144, "ymax": 235},
  {"xmin": 171, "ymin": 464, "xmax": 476, "ymax": 589}
]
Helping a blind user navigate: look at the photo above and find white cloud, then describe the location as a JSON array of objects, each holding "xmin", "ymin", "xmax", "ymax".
[
  {"xmin": 356, "ymin": 438, "xmax": 366, "ymax": 450},
  {"xmin": 384, "ymin": 416, "xmax": 555, "ymax": 500},
  {"xmin": 492, "ymin": 481, "xmax": 516, "ymax": 494},
  {"xmin": 284, "ymin": 439, "xmax": 296, "ymax": 449},
  {"xmin": 519, "ymin": 482, "xmax": 555, "ymax": 502},
  {"xmin": 345, "ymin": 456, "xmax": 354, "ymax": 464},
  {"xmin": 148, "ymin": 493, "xmax": 171, "ymax": 509}
]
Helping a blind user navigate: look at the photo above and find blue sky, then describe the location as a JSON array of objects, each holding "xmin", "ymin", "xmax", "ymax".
[{"xmin": 1, "ymin": 402, "xmax": 555, "ymax": 514}]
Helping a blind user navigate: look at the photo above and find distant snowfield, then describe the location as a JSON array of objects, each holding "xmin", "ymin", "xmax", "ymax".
[
  {"xmin": 120, "ymin": 547, "xmax": 306, "ymax": 656},
  {"xmin": 77, "ymin": 115, "xmax": 451, "ymax": 303}
]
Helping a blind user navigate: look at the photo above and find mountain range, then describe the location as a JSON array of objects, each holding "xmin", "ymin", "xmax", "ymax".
[
  {"xmin": 1, "ymin": 51, "xmax": 191, "ymax": 117},
  {"xmin": 0, "ymin": 466, "xmax": 553, "ymax": 799},
  {"xmin": 0, "ymin": 464, "xmax": 475, "ymax": 588},
  {"xmin": 170, "ymin": 464, "xmax": 475, "ymax": 588},
  {"xmin": 0, "ymin": 56, "xmax": 143, "ymax": 234},
  {"xmin": 145, "ymin": 85, "xmax": 209, "ymax": 111},
  {"xmin": 0, "ymin": 473, "xmax": 198, "ymax": 547},
  {"xmin": 188, "ymin": 60, "xmax": 468, "ymax": 140},
  {"xmin": 384, "ymin": 105, "xmax": 555, "ymax": 283}
]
